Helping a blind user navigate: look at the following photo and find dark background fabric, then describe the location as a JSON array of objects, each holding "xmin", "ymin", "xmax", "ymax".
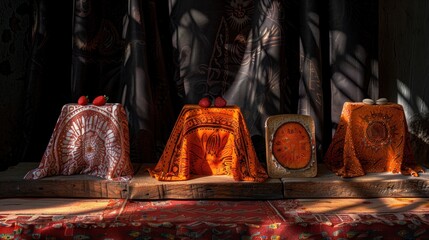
[{"xmin": 0, "ymin": 0, "xmax": 427, "ymax": 170}]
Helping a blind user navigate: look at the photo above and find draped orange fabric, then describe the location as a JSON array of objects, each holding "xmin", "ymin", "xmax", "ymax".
[
  {"xmin": 148, "ymin": 105, "xmax": 268, "ymax": 182},
  {"xmin": 324, "ymin": 102, "xmax": 424, "ymax": 178}
]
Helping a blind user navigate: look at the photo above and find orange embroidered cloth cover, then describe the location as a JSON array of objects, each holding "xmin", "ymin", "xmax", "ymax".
[
  {"xmin": 148, "ymin": 105, "xmax": 268, "ymax": 182},
  {"xmin": 324, "ymin": 102, "xmax": 423, "ymax": 177},
  {"xmin": 24, "ymin": 104, "xmax": 134, "ymax": 180}
]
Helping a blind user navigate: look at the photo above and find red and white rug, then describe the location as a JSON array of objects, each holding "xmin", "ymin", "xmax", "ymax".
[{"xmin": 1, "ymin": 198, "xmax": 429, "ymax": 239}]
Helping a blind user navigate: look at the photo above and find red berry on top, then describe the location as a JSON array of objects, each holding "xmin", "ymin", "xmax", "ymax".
[
  {"xmin": 93, "ymin": 95, "xmax": 109, "ymax": 106},
  {"xmin": 214, "ymin": 96, "xmax": 227, "ymax": 107},
  {"xmin": 198, "ymin": 97, "xmax": 211, "ymax": 108},
  {"xmin": 77, "ymin": 95, "xmax": 89, "ymax": 105}
]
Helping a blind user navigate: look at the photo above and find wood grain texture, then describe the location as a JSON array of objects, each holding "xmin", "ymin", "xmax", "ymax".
[
  {"xmin": 129, "ymin": 166, "xmax": 283, "ymax": 199},
  {"xmin": 0, "ymin": 162, "xmax": 128, "ymax": 199},
  {"xmin": 2, "ymin": 162, "xmax": 429, "ymax": 199},
  {"xmin": 0, "ymin": 198, "xmax": 110, "ymax": 215},
  {"xmin": 283, "ymin": 164, "xmax": 429, "ymax": 198}
]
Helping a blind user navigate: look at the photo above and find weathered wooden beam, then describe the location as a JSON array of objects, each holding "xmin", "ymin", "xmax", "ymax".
[
  {"xmin": 0, "ymin": 162, "xmax": 128, "ymax": 199},
  {"xmin": 129, "ymin": 166, "xmax": 284, "ymax": 200},
  {"xmin": 282, "ymin": 164, "xmax": 429, "ymax": 198},
  {"xmin": 2, "ymin": 162, "xmax": 429, "ymax": 199}
]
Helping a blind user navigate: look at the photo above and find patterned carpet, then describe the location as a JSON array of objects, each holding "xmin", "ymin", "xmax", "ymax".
[{"xmin": 1, "ymin": 198, "xmax": 429, "ymax": 239}]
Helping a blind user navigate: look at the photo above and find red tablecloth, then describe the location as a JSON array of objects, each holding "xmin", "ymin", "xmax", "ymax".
[
  {"xmin": 24, "ymin": 103, "xmax": 134, "ymax": 180},
  {"xmin": 148, "ymin": 105, "xmax": 268, "ymax": 182}
]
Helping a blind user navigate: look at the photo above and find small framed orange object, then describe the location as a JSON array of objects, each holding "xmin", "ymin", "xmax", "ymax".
[{"xmin": 265, "ymin": 114, "xmax": 317, "ymax": 178}]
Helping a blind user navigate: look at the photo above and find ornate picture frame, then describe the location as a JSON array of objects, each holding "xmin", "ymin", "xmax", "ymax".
[{"xmin": 265, "ymin": 114, "xmax": 317, "ymax": 178}]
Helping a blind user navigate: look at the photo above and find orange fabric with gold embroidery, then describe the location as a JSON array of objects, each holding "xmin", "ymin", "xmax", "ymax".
[
  {"xmin": 324, "ymin": 102, "xmax": 424, "ymax": 177},
  {"xmin": 148, "ymin": 105, "xmax": 268, "ymax": 182}
]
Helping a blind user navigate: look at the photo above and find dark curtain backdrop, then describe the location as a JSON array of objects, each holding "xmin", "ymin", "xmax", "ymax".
[{"xmin": 1, "ymin": 0, "xmax": 380, "ymax": 169}]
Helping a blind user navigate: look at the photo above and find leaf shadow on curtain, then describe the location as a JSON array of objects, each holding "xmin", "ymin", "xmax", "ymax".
[
  {"xmin": 16, "ymin": 0, "xmax": 380, "ymax": 168},
  {"xmin": 70, "ymin": 0, "xmax": 176, "ymax": 163}
]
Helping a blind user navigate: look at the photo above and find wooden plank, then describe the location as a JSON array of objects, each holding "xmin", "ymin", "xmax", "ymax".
[
  {"xmin": 0, "ymin": 179, "xmax": 128, "ymax": 199},
  {"xmin": 0, "ymin": 198, "xmax": 110, "ymax": 215},
  {"xmin": 0, "ymin": 162, "xmax": 37, "ymax": 180},
  {"xmin": 283, "ymin": 164, "xmax": 429, "ymax": 198},
  {"xmin": 0, "ymin": 162, "xmax": 129, "ymax": 199},
  {"xmin": 3, "ymin": 162, "xmax": 429, "ymax": 199},
  {"xmin": 129, "ymin": 166, "xmax": 284, "ymax": 200}
]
